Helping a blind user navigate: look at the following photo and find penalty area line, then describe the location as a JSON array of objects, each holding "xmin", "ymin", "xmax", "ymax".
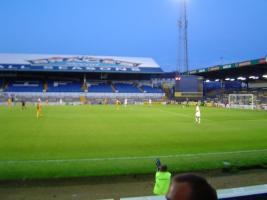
[{"xmin": 0, "ymin": 149, "xmax": 267, "ymax": 164}]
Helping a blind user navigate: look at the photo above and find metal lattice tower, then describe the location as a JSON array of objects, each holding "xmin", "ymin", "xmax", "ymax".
[{"xmin": 177, "ymin": 0, "xmax": 189, "ymax": 74}]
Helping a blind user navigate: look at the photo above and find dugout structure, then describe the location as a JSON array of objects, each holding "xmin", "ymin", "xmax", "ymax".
[{"xmin": 186, "ymin": 57, "xmax": 267, "ymax": 105}]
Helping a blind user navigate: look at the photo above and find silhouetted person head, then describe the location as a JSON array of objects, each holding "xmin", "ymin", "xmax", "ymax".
[
  {"xmin": 159, "ymin": 165, "xmax": 168, "ymax": 172},
  {"xmin": 166, "ymin": 174, "xmax": 217, "ymax": 200}
]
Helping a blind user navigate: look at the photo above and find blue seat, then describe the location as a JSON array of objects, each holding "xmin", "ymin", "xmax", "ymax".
[
  {"xmin": 47, "ymin": 81, "xmax": 82, "ymax": 92},
  {"xmin": 89, "ymin": 83, "xmax": 113, "ymax": 93},
  {"xmin": 114, "ymin": 83, "xmax": 140, "ymax": 93},
  {"xmin": 224, "ymin": 81, "xmax": 242, "ymax": 91},
  {"xmin": 5, "ymin": 81, "xmax": 43, "ymax": 92},
  {"xmin": 142, "ymin": 85, "xmax": 163, "ymax": 93},
  {"xmin": 204, "ymin": 81, "xmax": 222, "ymax": 92}
]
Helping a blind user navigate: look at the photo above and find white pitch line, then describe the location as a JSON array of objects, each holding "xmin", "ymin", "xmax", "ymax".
[{"xmin": 0, "ymin": 149, "xmax": 267, "ymax": 164}]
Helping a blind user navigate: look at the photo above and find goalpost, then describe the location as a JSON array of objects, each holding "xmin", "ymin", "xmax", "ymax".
[{"xmin": 228, "ymin": 94, "xmax": 254, "ymax": 110}]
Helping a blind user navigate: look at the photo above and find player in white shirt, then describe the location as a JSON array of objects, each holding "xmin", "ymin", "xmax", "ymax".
[
  {"xmin": 195, "ymin": 104, "xmax": 201, "ymax": 124},
  {"xmin": 149, "ymin": 98, "xmax": 152, "ymax": 105},
  {"xmin": 124, "ymin": 98, "xmax": 128, "ymax": 107}
]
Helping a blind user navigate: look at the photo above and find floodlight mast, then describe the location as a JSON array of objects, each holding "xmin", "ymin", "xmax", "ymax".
[{"xmin": 177, "ymin": 0, "xmax": 189, "ymax": 74}]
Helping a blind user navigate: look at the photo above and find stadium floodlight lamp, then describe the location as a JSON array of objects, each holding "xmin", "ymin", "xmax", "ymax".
[
  {"xmin": 263, "ymin": 74, "xmax": 267, "ymax": 79},
  {"xmin": 175, "ymin": 76, "xmax": 181, "ymax": 81},
  {"xmin": 225, "ymin": 78, "xmax": 230, "ymax": 81},
  {"xmin": 249, "ymin": 76, "xmax": 259, "ymax": 80},
  {"xmin": 215, "ymin": 79, "xmax": 220, "ymax": 82},
  {"xmin": 230, "ymin": 78, "xmax": 235, "ymax": 81},
  {"xmin": 205, "ymin": 79, "xmax": 210, "ymax": 83},
  {"xmin": 237, "ymin": 77, "xmax": 246, "ymax": 81}
]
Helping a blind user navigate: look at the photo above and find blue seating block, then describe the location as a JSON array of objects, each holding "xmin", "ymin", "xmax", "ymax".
[
  {"xmin": 142, "ymin": 85, "xmax": 163, "ymax": 93},
  {"xmin": 89, "ymin": 83, "xmax": 113, "ymax": 93},
  {"xmin": 5, "ymin": 81, "xmax": 43, "ymax": 92},
  {"xmin": 114, "ymin": 83, "xmax": 140, "ymax": 93},
  {"xmin": 47, "ymin": 81, "xmax": 82, "ymax": 92}
]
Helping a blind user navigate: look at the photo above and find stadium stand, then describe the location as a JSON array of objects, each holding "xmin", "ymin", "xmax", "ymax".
[
  {"xmin": 5, "ymin": 81, "xmax": 43, "ymax": 92},
  {"xmin": 0, "ymin": 54, "xmax": 165, "ymax": 103},
  {"xmin": 1, "ymin": 55, "xmax": 267, "ymax": 104},
  {"xmin": 88, "ymin": 83, "xmax": 113, "ymax": 93},
  {"xmin": 187, "ymin": 57, "xmax": 267, "ymax": 103},
  {"xmin": 114, "ymin": 83, "xmax": 141, "ymax": 93},
  {"xmin": 47, "ymin": 80, "xmax": 82, "ymax": 92}
]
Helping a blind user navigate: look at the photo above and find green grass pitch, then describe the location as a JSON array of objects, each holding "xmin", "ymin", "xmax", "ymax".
[{"xmin": 0, "ymin": 104, "xmax": 267, "ymax": 180}]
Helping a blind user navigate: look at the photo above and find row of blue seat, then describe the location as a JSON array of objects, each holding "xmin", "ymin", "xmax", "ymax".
[
  {"xmin": 89, "ymin": 83, "xmax": 113, "ymax": 93},
  {"xmin": 5, "ymin": 81, "xmax": 43, "ymax": 92},
  {"xmin": 114, "ymin": 83, "xmax": 141, "ymax": 93},
  {"xmin": 47, "ymin": 81, "xmax": 82, "ymax": 92},
  {"xmin": 204, "ymin": 81, "xmax": 243, "ymax": 92},
  {"xmin": 4, "ymin": 81, "xmax": 163, "ymax": 93},
  {"xmin": 142, "ymin": 85, "xmax": 163, "ymax": 93}
]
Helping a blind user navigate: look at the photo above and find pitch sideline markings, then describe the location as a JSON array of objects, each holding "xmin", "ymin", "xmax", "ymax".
[{"xmin": 1, "ymin": 149, "xmax": 267, "ymax": 164}]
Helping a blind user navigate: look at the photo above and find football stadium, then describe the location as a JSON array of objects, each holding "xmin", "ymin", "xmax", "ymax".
[
  {"xmin": 0, "ymin": 0, "xmax": 267, "ymax": 200},
  {"xmin": 0, "ymin": 53, "xmax": 267, "ymax": 199}
]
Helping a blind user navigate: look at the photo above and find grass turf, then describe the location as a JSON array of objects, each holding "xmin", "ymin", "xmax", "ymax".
[{"xmin": 0, "ymin": 105, "xmax": 267, "ymax": 180}]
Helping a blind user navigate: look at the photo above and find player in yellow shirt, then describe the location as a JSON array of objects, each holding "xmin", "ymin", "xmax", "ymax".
[
  {"xmin": 115, "ymin": 99, "xmax": 120, "ymax": 110},
  {"xmin": 36, "ymin": 98, "xmax": 42, "ymax": 118},
  {"xmin": 7, "ymin": 97, "xmax": 12, "ymax": 107}
]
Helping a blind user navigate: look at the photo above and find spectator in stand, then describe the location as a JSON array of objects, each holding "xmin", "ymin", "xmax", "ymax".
[
  {"xmin": 166, "ymin": 174, "xmax": 217, "ymax": 200},
  {"xmin": 153, "ymin": 165, "xmax": 171, "ymax": 195}
]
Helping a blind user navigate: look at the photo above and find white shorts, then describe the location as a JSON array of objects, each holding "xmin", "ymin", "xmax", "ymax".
[{"xmin": 195, "ymin": 112, "xmax": 201, "ymax": 118}]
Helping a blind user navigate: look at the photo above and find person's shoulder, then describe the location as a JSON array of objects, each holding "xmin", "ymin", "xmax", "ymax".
[
  {"xmin": 157, "ymin": 171, "xmax": 171, "ymax": 177},
  {"xmin": 166, "ymin": 171, "xmax": 172, "ymax": 177}
]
